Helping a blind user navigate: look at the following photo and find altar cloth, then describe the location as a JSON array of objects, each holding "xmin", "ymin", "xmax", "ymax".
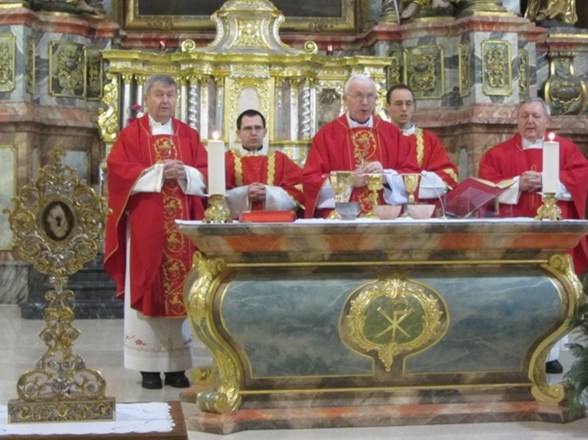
[{"xmin": 0, "ymin": 402, "xmax": 173, "ymax": 436}]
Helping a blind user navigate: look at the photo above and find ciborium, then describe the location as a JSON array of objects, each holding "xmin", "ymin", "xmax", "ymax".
[
  {"xmin": 328, "ymin": 171, "xmax": 353, "ymax": 219},
  {"xmin": 3, "ymin": 148, "xmax": 115, "ymax": 423}
]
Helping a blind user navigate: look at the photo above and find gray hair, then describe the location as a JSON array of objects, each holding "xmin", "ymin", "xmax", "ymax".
[
  {"xmin": 144, "ymin": 74, "xmax": 177, "ymax": 95},
  {"xmin": 344, "ymin": 74, "xmax": 377, "ymax": 95},
  {"xmin": 519, "ymin": 97, "xmax": 551, "ymax": 118}
]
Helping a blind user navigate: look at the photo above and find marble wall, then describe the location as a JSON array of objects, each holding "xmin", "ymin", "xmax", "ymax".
[{"xmin": 0, "ymin": 8, "xmax": 119, "ymax": 304}]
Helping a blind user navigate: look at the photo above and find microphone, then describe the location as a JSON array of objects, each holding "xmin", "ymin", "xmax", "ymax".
[{"xmin": 424, "ymin": 171, "xmax": 448, "ymax": 219}]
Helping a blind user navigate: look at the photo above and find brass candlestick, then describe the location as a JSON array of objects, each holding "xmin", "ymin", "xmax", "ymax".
[
  {"xmin": 535, "ymin": 193, "xmax": 563, "ymax": 221},
  {"xmin": 365, "ymin": 173, "xmax": 384, "ymax": 218},
  {"xmin": 328, "ymin": 171, "xmax": 353, "ymax": 219},
  {"xmin": 204, "ymin": 194, "xmax": 232, "ymax": 223}
]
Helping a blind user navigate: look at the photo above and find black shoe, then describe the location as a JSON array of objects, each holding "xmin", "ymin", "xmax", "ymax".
[
  {"xmin": 141, "ymin": 371, "xmax": 162, "ymax": 389},
  {"xmin": 164, "ymin": 371, "xmax": 190, "ymax": 388},
  {"xmin": 546, "ymin": 360, "xmax": 564, "ymax": 374}
]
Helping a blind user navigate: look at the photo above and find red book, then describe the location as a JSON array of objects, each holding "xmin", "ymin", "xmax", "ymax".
[
  {"xmin": 238, "ymin": 210, "xmax": 296, "ymax": 223},
  {"xmin": 441, "ymin": 177, "xmax": 516, "ymax": 218}
]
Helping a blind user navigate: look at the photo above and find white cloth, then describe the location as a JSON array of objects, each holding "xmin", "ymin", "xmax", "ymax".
[
  {"xmin": 123, "ymin": 225, "xmax": 193, "ymax": 373},
  {"xmin": 0, "ymin": 403, "xmax": 174, "ymax": 435}
]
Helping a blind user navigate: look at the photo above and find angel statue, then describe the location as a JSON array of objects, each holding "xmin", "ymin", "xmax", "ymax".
[{"xmin": 525, "ymin": 0, "xmax": 578, "ymax": 26}]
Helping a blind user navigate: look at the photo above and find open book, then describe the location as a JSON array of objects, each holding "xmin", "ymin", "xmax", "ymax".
[{"xmin": 440, "ymin": 177, "xmax": 516, "ymax": 218}]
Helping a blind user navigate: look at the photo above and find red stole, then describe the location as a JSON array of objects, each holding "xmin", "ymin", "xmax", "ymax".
[{"xmin": 148, "ymin": 133, "xmax": 193, "ymax": 317}]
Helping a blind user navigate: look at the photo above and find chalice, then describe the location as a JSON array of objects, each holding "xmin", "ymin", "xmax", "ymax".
[
  {"xmin": 402, "ymin": 173, "xmax": 421, "ymax": 204},
  {"xmin": 365, "ymin": 173, "xmax": 384, "ymax": 218},
  {"xmin": 328, "ymin": 171, "xmax": 353, "ymax": 219}
]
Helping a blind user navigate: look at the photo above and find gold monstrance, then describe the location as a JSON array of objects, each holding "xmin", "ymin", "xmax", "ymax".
[{"xmin": 4, "ymin": 149, "xmax": 115, "ymax": 423}]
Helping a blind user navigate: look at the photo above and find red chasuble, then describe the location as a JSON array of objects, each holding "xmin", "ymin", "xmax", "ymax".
[
  {"xmin": 104, "ymin": 115, "xmax": 208, "ymax": 317},
  {"xmin": 225, "ymin": 150, "xmax": 304, "ymax": 210},
  {"xmin": 302, "ymin": 115, "xmax": 419, "ymax": 217},
  {"xmin": 404, "ymin": 128, "xmax": 458, "ymax": 193},
  {"xmin": 479, "ymin": 133, "xmax": 588, "ymax": 275}
]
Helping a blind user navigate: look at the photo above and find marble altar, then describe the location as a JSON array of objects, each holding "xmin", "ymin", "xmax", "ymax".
[{"xmin": 177, "ymin": 218, "xmax": 588, "ymax": 433}]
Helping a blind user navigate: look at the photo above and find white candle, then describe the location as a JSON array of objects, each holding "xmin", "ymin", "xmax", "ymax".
[
  {"xmin": 207, "ymin": 133, "xmax": 225, "ymax": 195},
  {"xmin": 542, "ymin": 133, "xmax": 559, "ymax": 194}
]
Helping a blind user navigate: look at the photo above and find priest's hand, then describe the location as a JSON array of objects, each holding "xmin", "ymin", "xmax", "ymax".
[
  {"xmin": 519, "ymin": 170, "xmax": 542, "ymax": 192},
  {"xmin": 248, "ymin": 182, "xmax": 266, "ymax": 201},
  {"xmin": 352, "ymin": 161, "xmax": 384, "ymax": 187},
  {"xmin": 162, "ymin": 159, "xmax": 187, "ymax": 181}
]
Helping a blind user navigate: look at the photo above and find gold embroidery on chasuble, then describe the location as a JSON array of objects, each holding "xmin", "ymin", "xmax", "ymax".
[
  {"xmin": 151, "ymin": 134, "xmax": 189, "ymax": 317},
  {"xmin": 232, "ymin": 151, "xmax": 276, "ymax": 186},
  {"xmin": 413, "ymin": 128, "xmax": 425, "ymax": 167},
  {"xmin": 351, "ymin": 128, "xmax": 378, "ymax": 213}
]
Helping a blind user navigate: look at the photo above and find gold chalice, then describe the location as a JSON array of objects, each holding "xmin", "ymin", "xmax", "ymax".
[
  {"xmin": 328, "ymin": 171, "xmax": 353, "ymax": 219},
  {"xmin": 402, "ymin": 173, "xmax": 421, "ymax": 204},
  {"xmin": 365, "ymin": 173, "xmax": 384, "ymax": 218}
]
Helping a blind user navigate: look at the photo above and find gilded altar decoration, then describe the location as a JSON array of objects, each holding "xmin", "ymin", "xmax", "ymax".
[
  {"xmin": 49, "ymin": 41, "xmax": 85, "ymax": 98},
  {"xmin": 0, "ymin": 33, "xmax": 15, "ymax": 93},
  {"xmin": 482, "ymin": 40, "xmax": 512, "ymax": 96},
  {"xmin": 342, "ymin": 277, "xmax": 447, "ymax": 372},
  {"xmin": 519, "ymin": 49, "xmax": 530, "ymax": 99},
  {"xmin": 184, "ymin": 253, "xmax": 242, "ymax": 413},
  {"xmin": 544, "ymin": 51, "xmax": 587, "ymax": 115},
  {"xmin": 405, "ymin": 45, "xmax": 444, "ymax": 99},
  {"xmin": 97, "ymin": 73, "xmax": 120, "ymax": 143},
  {"xmin": 525, "ymin": 0, "xmax": 578, "ymax": 25},
  {"xmin": 100, "ymin": 0, "xmax": 388, "ymax": 170},
  {"xmin": 529, "ymin": 254, "xmax": 583, "ymax": 403},
  {"xmin": 4, "ymin": 148, "xmax": 114, "ymax": 423},
  {"xmin": 26, "ymin": 38, "xmax": 35, "ymax": 96},
  {"xmin": 458, "ymin": 41, "xmax": 472, "ymax": 97},
  {"xmin": 84, "ymin": 46, "xmax": 103, "ymax": 100},
  {"xmin": 387, "ymin": 50, "xmax": 404, "ymax": 87}
]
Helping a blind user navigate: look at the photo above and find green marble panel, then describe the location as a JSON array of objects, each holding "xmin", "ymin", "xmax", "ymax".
[
  {"xmin": 221, "ymin": 272, "xmax": 374, "ymax": 378},
  {"xmin": 405, "ymin": 269, "xmax": 561, "ymax": 373},
  {"xmin": 220, "ymin": 267, "xmax": 561, "ymax": 378}
]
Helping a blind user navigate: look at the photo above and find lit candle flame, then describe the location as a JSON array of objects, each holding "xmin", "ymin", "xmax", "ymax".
[
  {"xmin": 548, "ymin": 132, "xmax": 555, "ymax": 141},
  {"xmin": 212, "ymin": 131, "xmax": 220, "ymax": 140}
]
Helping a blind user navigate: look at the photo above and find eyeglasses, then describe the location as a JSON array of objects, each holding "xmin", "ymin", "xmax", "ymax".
[{"xmin": 347, "ymin": 93, "xmax": 377, "ymax": 103}]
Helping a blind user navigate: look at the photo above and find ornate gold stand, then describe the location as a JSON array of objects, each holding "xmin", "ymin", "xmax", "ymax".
[
  {"xmin": 535, "ymin": 193, "xmax": 563, "ymax": 221},
  {"xmin": 4, "ymin": 149, "xmax": 115, "ymax": 423},
  {"xmin": 204, "ymin": 194, "xmax": 232, "ymax": 223},
  {"xmin": 365, "ymin": 173, "xmax": 384, "ymax": 218}
]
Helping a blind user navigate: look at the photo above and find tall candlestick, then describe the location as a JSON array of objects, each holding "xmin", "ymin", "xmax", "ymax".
[
  {"xmin": 542, "ymin": 133, "xmax": 559, "ymax": 194},
  {"xmin": 207, "ymin": 133, "xmax": 225, "ymax": 195}
]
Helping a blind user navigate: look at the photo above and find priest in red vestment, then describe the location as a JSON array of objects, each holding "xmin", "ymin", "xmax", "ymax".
[
  {"xmin": 386, "ymin": 84, "xmax": 458, "ymax": 202},
  {"xmin": 225, "ymin": 109, "xmax": 304, "ymax": 218},
  {"xmin": 302, "ymin": 74, "xmax": 419, "ymax": 218},
  {"xmin": 479, "ymin": 98, "xmax": 588, "ymax": 277},
  {"xmin": 104, "ymin": 75, "xmax": 208, "ymax": 389}
]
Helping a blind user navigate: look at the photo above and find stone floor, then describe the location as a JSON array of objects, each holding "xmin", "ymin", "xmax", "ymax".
[{"xmin": 1, "ymin": 304, "xmax": 587, "ymax": 439}]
